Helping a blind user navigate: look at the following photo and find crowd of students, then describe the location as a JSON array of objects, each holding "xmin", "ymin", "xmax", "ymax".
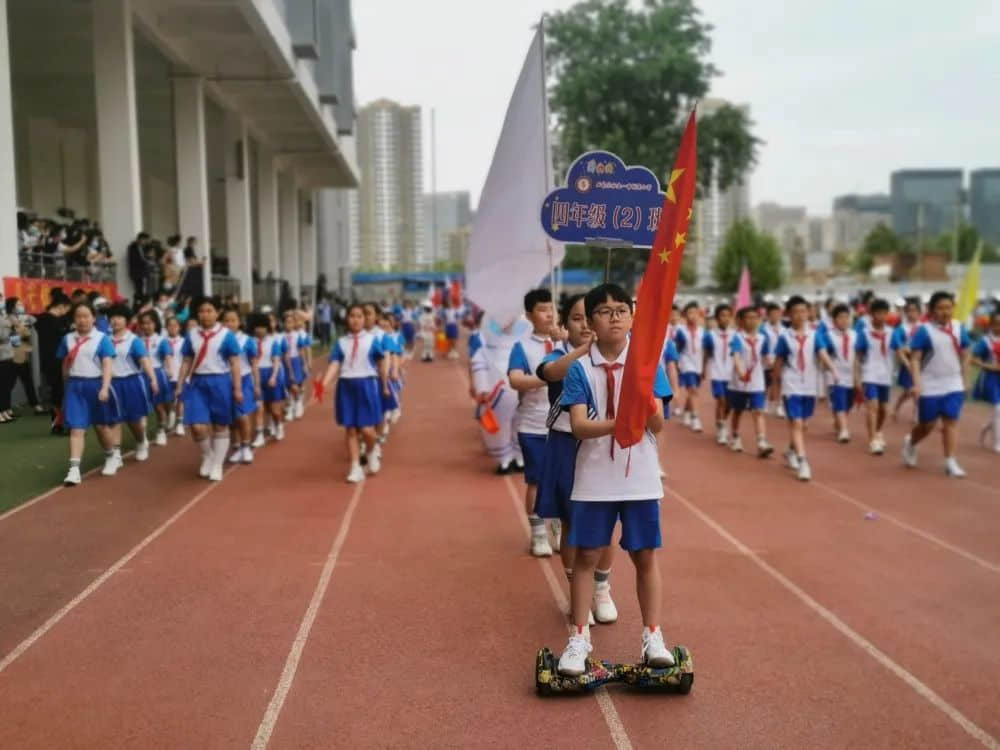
[{"xmin": 461, "ymin": 283, "xmax": 999, "ymax": 679}]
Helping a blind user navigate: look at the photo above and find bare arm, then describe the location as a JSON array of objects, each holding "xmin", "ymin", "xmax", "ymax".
[
  {"xmin": 818, "ymin": 350, "xmax": 836, "ymax": 376},
  {"xmin": 509, "ymin": 369, "xmax": 546, "ymax": 391},
  {"xmin": 645, "ymin": 396, "xmax": 665, "ymax": 433},
  {"xmin": 251, "ymin": 358, "xmax": 261, "ymax": 397},
  {"xmin": 175, "ymin": 356, "xmax": 193, "ymax": 398},
  {"xmin": 379, "ymin": 356, "xmax": 390, "ymax": 395},
  {"xmin": 229, "ymin": 356, "xmax": 243, "ymax": 403},
  {"xmin": 99, "ymin": 357, "xmax": 113, "ymax": 401},
  {"xmin": 732, "ymin": 351, "xmax": 747, "ymax": 380},
  {"xmin": 971, "ymin": 355, "xmax": 1000, "ymax": 373},
  {"xmin": 140, "ymin": 356, "xmax": 159, "ymax": 395},
  {"xmin": 538, "ymin": 338, "xmax": 592, "ymax": 383},
  {"xmin": 569, "ymin": 403, "xmax": 615, "ymax": 440}
]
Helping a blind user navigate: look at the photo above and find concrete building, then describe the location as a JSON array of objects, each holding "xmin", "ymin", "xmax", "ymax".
[
  {"xmin": 423, "ymin": 191, "xmax": 472, "ymax": 268},
  {"xmin": 692, "ymin": 99, "xmax": 751, "ymax": 285},
  {"xmin": 831, "ymin": 193, "xmax": 891, "ymax": 252},
  {"xmin": 890, "ymin": 169, "xmax": 963, "ymax": 243},
  {"xmin": 351, "ymin": 99, "xmax": 423, "ymax": 270},
  {"xmin": 3, "ymin": 0, "xmax": 359, "ymax": 306},
  {"xmin": 754, "ymin": 202, "xmax": 806, "ymax": 236},
  {"xmin": 969, "ymin": 169, "xmax": 1000, "ymax": 245}
]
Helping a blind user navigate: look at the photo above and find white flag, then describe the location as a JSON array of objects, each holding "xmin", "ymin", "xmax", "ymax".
[{"xmin": 466, "ymin": 25, "xmax": 564, "ymax": 326}]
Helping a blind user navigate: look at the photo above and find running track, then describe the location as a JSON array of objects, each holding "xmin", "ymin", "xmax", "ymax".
[{"xmin": 0, "ymin": 354, "xmax": 997, "ymax": 749}]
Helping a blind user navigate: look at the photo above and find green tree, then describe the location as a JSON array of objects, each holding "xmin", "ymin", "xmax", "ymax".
[
  {"xmin": 855, "ymin": 223, "xmax": 905, "ymax": 273},
  {"xmin": 712, "ymin": 219, "xmax": 783, "ymax": 292},
  {"xmin": 679, "ymin": 254, "xmax": 697, "ymax": 287},
  {"xmin": 546, "ymin": 0, "xmax": 759, "ymax": 193},
  {"xmin": 934, "ymin": 223, "xmax": 1000, "ymax": 264}
]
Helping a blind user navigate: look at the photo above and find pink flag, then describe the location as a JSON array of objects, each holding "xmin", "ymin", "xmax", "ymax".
[{"xmin": 735, "ymin": 264, "xmax": 752, "ymax": 310}]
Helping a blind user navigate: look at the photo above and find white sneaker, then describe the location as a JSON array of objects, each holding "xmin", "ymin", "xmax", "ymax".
[
  {"xmin": 64, "ymin": 466, "xmax": 82, "ymax": 486},
  {"xmin": 730, "ymin": 436, "xmax": 743, "ymax": 452},
  {"xmin": 376, "ymin": 433, "xmax": 388, "ymax": 446},
  {"xmin": 592, "ymin": 582, "xmax": 618, "ymax": 624},
  {"xmin": 228, "ymin": 449, "xmax": 243, "ymax": 464},
  {"xmin": 776, "ymin": 402, "xmax": 787, "ymax": 419},
  {"xmin": 199, "ymin": 455, "xmax": 213, "ymax": 478},
  {"xmin": 945, "ymin": 458, "xmax": 966, "ymax": 478},
  {"xmin": 716, "ymin": 424, "xmax": 728, "ymax": 445},
  {"xmin": 514, "ymin": 456, "xmax": 525, "ymax": 471},
  {"xmin": 251, "ymin": 432, "xmax": 266, "ymax": 448},
  {"xmin": 757, "ymin": 439, "xmax": 774, "ymax": 458},
  {"xmin": 641, "ymin": 627, "xmax": 675, "ymax": 668},
  {"xmin": 241, "ymin": 447, "xmax": 254, "ymax": 464},
  {"xmin": 101, "ymin": 454, "xmax": 120, "ymax": 477},
  {"xmin": 558, "ymin": 633, "xmax": 593, "ymax": 677},
  {"xmin": 837, "ymin": 429, "xmax": 850, "ymax": 444},
  {"xmin": 154, "ymin": 429, "xmax": 167, "ymax": 447},
  {"xmin": 870, "ymin": 440, "xmax": 884, "ymax": 456},
  {"xmin": 367, "ymin": 450, "xmax": 382, "ymax": 475},
  {"xmin": 390, "ymin": 408, "xmax": 402, "ymax": 424},
  {"xmin": 902, "ymin": 435, "xmax": 918, "ymax": 468},
  {"xmin": 275, "ymin": 423, "xmax": 285, "ymax": 441},
  {"xmin": 135, "ymin": 440, "xmax": 149, "ymax": 462},
  {"xmin": 167, "ymin": 412, "xmax": 177, "ymax": 431},
  {"xmin": 346, "ymin": 463, "xmax": 365, "ymax": 483},
  {"xmin": 691, "ymin": 415, "xmax": 703, "ymax": 433},
  {"xmin": 682, "ymin": 411, "xmax": 692, "ymax": 427},
  {"xmin": 208, "ymin": 463, "xmax": 223, "ymax": 482},
  {"xmin": 550, "ymin": 519, "xmax": 562, "ymax": 553},
  {"xmin": 284, "ymin": 410, "xmax": 294, "ymax": 423},
  {"xmin": 784, "ymin": 449, "xmax": 800, "ymax": 471},
  {"xmin": 175, "ymin": 423, "xmax": 186, "ymax": 437},
  {"xmin": 531, "ymin": 531, "xmax": 553, "ymax": 557},
  {"xmin": 797, "ymin": 459, "xmax": 812, "ymax": 481},
  {"xmin": 295, "ymin": 400, "xmax": 305, "ymax": 419}
]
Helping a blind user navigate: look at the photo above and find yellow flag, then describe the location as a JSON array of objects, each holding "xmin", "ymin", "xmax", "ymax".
[{"xmin": 955, "ymin": 241, "xmax": 982, "ymax": 324}]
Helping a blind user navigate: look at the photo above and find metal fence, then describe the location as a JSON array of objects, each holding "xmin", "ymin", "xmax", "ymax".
[
  {"xmin": 253, "ymin": 279, "xmax": 284, "ymax": 309},
  {"xmin": 211, "ymin": 275, "xmax": 241, "ymax": 302},
  {"xmin": 18, "ymin": 251, "xmax": 118, "ymax": 284}
]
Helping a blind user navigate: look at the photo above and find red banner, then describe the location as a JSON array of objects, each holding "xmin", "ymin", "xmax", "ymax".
[{"xmin": 2, "ymin": 277, "xmax": 118, "ymax": 314}]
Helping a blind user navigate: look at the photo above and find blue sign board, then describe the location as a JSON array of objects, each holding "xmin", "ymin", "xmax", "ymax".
[{"xmin": 540, "ymin": 150, "xmax": 666, "ymax": 248}]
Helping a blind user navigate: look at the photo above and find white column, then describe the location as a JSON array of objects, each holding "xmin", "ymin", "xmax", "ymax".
[
  {"xmin": 224, "ymin": 112, "xmax": 253, "ymax": 305},
  {"xmin": 256, "ymin": 145, "xmax": 280, "ymax": 277},
  {"xmin": 0, "ymin": 0, "xmax": 17, "ymax": 280},
  {"xmin": 279, "ymin": 172, "xmax": 300, "ymax": 296},
  {"xmin": 93, "ymin": 0, "xmax": 142, "ymax": 293},
  {"xmin": 173, "ymin": 76, "xmax": 211, "ymax": 294},
  {"xmin": 299, "ymin": 190, "xmax": 317, "ymax": 296},
  {"xmin": 28, "ymin": 118, "xmax": 61, "ymax": 216},
  {"xmin": 61, "ymin": 128, "xmax": 90, "ymax": 217}
]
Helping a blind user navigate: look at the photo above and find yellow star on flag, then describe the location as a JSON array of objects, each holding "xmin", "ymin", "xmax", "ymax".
[
  {"xmin": 665, "ymin": 168, "xmax": 685, "ymax": 204},
  {"xmin": 675, "ymin": 231, "xmax": 686, "ymax": 249},
  {"xmin": 658, "ymin": 248, "xmax": 672, "ymax": 264}
]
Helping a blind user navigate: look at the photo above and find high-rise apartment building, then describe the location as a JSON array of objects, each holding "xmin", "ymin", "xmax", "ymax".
[
  {"xmin": 351, "ymin": 99, "xmax": 423, "ymax": 269},
  {"xmin": 423, "ymin": 191, "xmax": 472, "ymax": 267},
  {"xmin": 969, "ymin": 169, "xmax": 1000, "ymax": 245},
  {"xmin": 890, "ymin": 169, "xmax": 963, "ymax": 242},
  {"xmin": 831, "ymin": 193, "xmax": 891, "ymax": 253}
]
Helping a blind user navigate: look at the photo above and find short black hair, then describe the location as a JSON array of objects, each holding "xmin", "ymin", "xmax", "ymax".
[
  {"xmin": 682, "ymin": 301, "xmax": 699, "ymax": 314},
  {"xmin": 560, "ymin": 293, "xmax": 586, "ymax": 326},
  {"xmin": 523, "ymin": 288, "xmax": 553, "ymax": 314},
  {"xmin": 347, "ymin": 303, "xmax": 366, "ymax": 317},
  {"xmin": 929, "ymin": 291, "xmax": 954, "ymax": 311},
  {"xmin": 832, "ymin": 303, "xmax": 850, "ymax": 318},
  {"xmin": 903, "ymin": 296, "xmax": 922, "ymax": 311},
  {"xmin": 785, "ymin": 295, "xmax": 809, "ymax": 313},
  {"xmin": 869, "ymin": 298, "xmax": 890, "ymax": 314},
  {"xmin": 247, "ymin": 313, "xmax": 270, "ymax": 332},
  {"xmin": 166, "ymin": 234, "xmax": 181, "ymax": 246},
  {"xmin": 70, "ymin": 301, "xmax": 95, "ymax": 318},
  {"xmin": 766, "ymin": 302, "xmax": 782, "ymax": 313},
  {"xmin": 584, "ymin": 284, "xmax": 632, "ymax": 318},
  {"xmin": 192, "ymin": 295, "xmax": 222, "ymax": 312},
  {"xmin": 714, "ymin": 303, "xmax": 732, "ymax": 318},
  {"xmin": 736, "ymin": 306, "xmax": 758, "ymax": 319},
  {"xmin": 106, "ymin": 304, "xmax": 132, "ymax": 320},
  {"xmin": 671, "ymin": 303, "xmax": 679, "ymax": 311},
  {"xmin": 137, "ymin": 310, "xmax": 161, "ymax": 332}
]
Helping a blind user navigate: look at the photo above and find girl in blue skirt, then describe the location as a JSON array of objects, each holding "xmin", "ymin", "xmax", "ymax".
[
  {"xmin": 107, "ymin": 305, "xmax": 158, "ymax": 469},
  {"xmin": 314, "ymin": 303, "xmax": 389, "ymax": 483},
  {"xmin": 972, "ymin": 310, "xmax": 1000, "ymax": 453},
  {"xmin": 223, "ymin": 308, "xmax": 260, "ymax": 464},
  {"xmin": 138, "ymin": 311, "xmax": 173, "ymax": 447},
  {"xmin": 252, "ymin": 312, "xmax": 286, "ymax": 444},
  {"xmin": 59, "ymin": 302, "xmax": 116, "ymax": 486}
]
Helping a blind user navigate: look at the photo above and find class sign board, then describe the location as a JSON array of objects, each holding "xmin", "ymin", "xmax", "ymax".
[{"xmin": 540, "ymin": 151, "xmax": 667, "ymax": 248}]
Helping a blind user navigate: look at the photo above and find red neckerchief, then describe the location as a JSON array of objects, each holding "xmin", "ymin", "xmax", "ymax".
[
  {"xmin": 64, "ymin": 333, "xmax": 91, "ymax": 368},
  {"xmin": 838, "ymin": 329, "xmax": 850, "ymax": 360},
  {"xmin": 936, "ymin": 322, "xmax": 961, "ymax": 356},
  {"xmin": 145, "ymin": 336, "xmax": 157, "ymax": 362},
  {"xmin": 600, "ymin": 362, "xmax": 624, "ymax": 458},
  {"xmin": 870, "ymin": 327, "xmax": 888, "ymax": 357},
  {"xmin": 350, "ymin": 333, "xmax": 360, "ymax": 365},
  {"xmin": 194, "ymin": 326, "xmax": 221, "ymax": 371},
  {"xmin": 990, "ymin": 335, "xmax": 1000, "ymax": 361},
  {"xmin": 742, "ymin": 335, "xmax": 758, "ymax": 383},
  {"xmin": 719, "ymin": 331, "xmax": 729, "ymax": 361},
  {"xmin": 687, "ymin": 324, "xmax": 699, "ymax": 354},
  {"xmin": 255, "ymin": 336, "xmax": 265, "ymax": 363},
  {"xmin": 795, "ymin": 333, "xmax": 808, "ymax": 371}
]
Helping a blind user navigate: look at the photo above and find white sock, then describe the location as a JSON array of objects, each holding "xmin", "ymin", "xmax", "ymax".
[
  {"xmin": 198, "ymin": 437, "xmax": 212, "ymax": 460},
  {"xmin": 212, "ymin": 435, "xmax": 230, "ymax": 466},
  {"xmin": 993, "ymin": 405, "xmax": 1000, "ymax": 448}
]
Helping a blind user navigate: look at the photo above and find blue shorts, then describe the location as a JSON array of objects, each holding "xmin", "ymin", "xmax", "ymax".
[
  {"xmin": 335, "ymin": 376, "xmax": 382, "ymax": 428},
  {"xmin": 401, "ymin": 322, "xmax": 416, "ymax": 344},
  {"xmin": 918, "ymin": 392, "xmax": 964, "ymax": 423},
  {"xmin": 679, "ymin": 372, "xmax": 701, "ymax": 389},
  {"xmin": 234, "ymin": 373, "xmax": 259, "ymax": 417},
  {"xmin": 535, "ymin": 430, "xmax": 578, "ymax": 521},
  {"xmin": 147, "ymin": 369, "xmax": 172, "ymax": 407},
  {"xmin": 897, "ymin": 368, "xmax": 913, "ymax": 390},
  {"xmin": 64, "ymin": 377, "xmax": 119, "ymax": 429},
  {"xmin": 783, "ymin": 395, "xmax": 816, "ymax": 421},
  {"xmin": 711, "ymin": 380, "xmax": 729, "ymax": 399},
  {"xmin": 183, "ymin": 374, "xmax": 234, "ymax": 426},
  {"xmin": 863, "ymin": 383, "xmax": 890, "ymax": 404},
  {"xmin": 828, "ymin": 385, "xmax": 853, "ymax": 413},
  {"xmin": 518, "ymin": 432, "xmax": 547, "ymax": 486},
  {"xmin": 260, "ymin": 366, "xmax": 286, "ymax": 403},
  {"xmin": 728, "ymin": 390, "xmax": 765, "ymax": 412},
  {"xmin": 567, "ymin": 499, "xmax": 662, "ymax": 551},
  {"xmin": 973, "ymin": 372, "xmax": 1000, "ymax": 404},
  {"xmin": 445, "ymin": 322, "xmax": 459, "ymax": 341},
  {"xmin": 290, "ymin": 357, "xmax": 305, "ymax": 386},
  {"xmin": 112, "ymin": 374, "xmax": 152, "ymax": 423}
]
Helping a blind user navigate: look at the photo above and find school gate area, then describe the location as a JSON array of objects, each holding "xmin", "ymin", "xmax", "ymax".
[{"xmin": 0, "ymin": 353, "xmax": 998, "ymax": 749}]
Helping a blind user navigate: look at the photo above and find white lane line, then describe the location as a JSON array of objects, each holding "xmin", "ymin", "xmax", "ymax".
[
  {"xmin": 503, "ymin": 476, "xmax": 633, "ymax": 750},
  {"xmin": 810, "ymin": 479, "xmax": 1000, "ymax": 575},
  {"xmin": 0, "ymin": 450, "xmax": 136, "ymax": 523},
  {"xmin": 965, "ymin": 478, "xmax": 1000, "ymax": 497},
  {"xmin": 0, "ymin": 466, "xmax": 234, "ymax": 674},
  {"xmin": 667, "ymin": 486, "xmax": 1000, "ymax": 750},
  {"xmin": 251, "ymin": 481, "xmax": 366, "ymax": 750}
]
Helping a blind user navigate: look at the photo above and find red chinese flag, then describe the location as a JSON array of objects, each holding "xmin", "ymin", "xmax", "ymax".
[{"xmin": 614, "ymin": 109, "xmax": 698, "ymax": 449}]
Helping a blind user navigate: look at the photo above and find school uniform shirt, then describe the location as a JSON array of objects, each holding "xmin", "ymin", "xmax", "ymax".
[
  {"xmin": 233, "ymin": 331, "xmax": 258, "ymax": 378},
  {"xmin": 468, "ymin": 330, "xmax": 483, "ymax": 359},
  {"xmin": 891, "ymin": 322, "xmax": 921, "ymax": 355},
  {"xmin": 703, "ymin": 327, "xmax": 736, "ymax": 382},
  {"xmin": 142, "ymin": 333, "xmax": 166, "ymax": 370},
  {"xmin": 673, "ymin": 324, "xmax": 704, "ymax": 375},
  {"xmin": 908, "ymin": 321, "xmax": 971, "ymax": 396},
  {"xmin": 761, "ymin": 321, "xmax": 784, "ymax": 368},
  {"xmin": 560, "ymin": 340, "xmax": 670, "ymax": 502},
  {"xmin": 285, "ymin": 330, "xmax": 302, "ymax": 359},
  {"xmin": 825, "ymin": 327, "xmax": 858, "ymax": 385},
  {"xmin": 329, "ymin": 330, "xmax": 384, "ymax": 377},
  {"xmin": 855, "ymin": 325, "xmax": 895, "ymax": 386},
  {"xmin": 109, "ymin": 331, "xmax": 148, "ymax": 378},
  {"xmin": 661, "ymin": 339, "xmax": 680, "ymax": 367},
  {"xmin": 297, "ymin": 330, "xmax": 312, "ymax": 350},
  {"xmin": 508, "ymin": 334, "xmax": 556, "ymax": 436},
  {"xmin": 538, "ymin": 344, "xmax": 571, "ymax": 433},
  {"xmin": 57, "ymin": 330, "xmax": 116, "ymax": 378},
  {"xmin": 164, "ymin": 335, "xmax": 185, "ymax": 380},
  {"xmin": 181, "ymin": 324, "xmax": 241, "ymax": 375},
  {"xmin": 773, "ymin": 328, "xmax": 833, "ymax": 396},
  {"xmin": 257, "ymin": 334, "xmax": 284, "ymax": 369},
  {"xmin": 729, "ymin": 330, "xmax": 771, "ymax": 393}
]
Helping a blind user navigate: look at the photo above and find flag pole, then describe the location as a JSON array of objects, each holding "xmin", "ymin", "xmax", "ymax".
[{"xmin": 539, "ymin": 15, "xmax": 557, "ymax": 300}]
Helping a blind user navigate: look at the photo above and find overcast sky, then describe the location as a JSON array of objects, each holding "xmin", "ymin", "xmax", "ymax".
[{"xmin": 353, "ymin": 0, "xmax": 1000, "ymax": 216}]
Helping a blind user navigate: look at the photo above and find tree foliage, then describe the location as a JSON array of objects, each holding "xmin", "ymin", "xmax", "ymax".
[
  {"xmin": 934, "ymin": 223, "xmax": 1000, "ymax": 264},
  {"xmin": 712, "ymin": 219, "xmax": 783, "ymax": 292},
  {"xmin": 855, "ymin": 223, "xmax": 906, "ymax": 272},
  {"xmin": 546, "ymin": 0, "xmax": 759, "ymax": 193}
]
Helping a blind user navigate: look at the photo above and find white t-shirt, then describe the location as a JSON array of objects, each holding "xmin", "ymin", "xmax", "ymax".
[
  {"xmin": 774, "ymin": 328, "xmax": 832, "ymax": 397},
  {"xmin": 856, "ymin": 324, "xmax": 895, "ymax": 386},
  {"xmin": 181, "ymin": 324, "xmax": 241, "ymax": 376},
  {"xmin": 110, "ymin": 331, "xmax": 145, "ymax": 378},
  {"xmin": 909, "ymin": 321, "xmax": 970, "ymax": 396},
  {"xmin": 674, "ymin": 324, "xmax": 704, "ymax": 375},
  {"xmin": 729, "ymin": 331, "xmax": 771, "ymax": 393},
  {"xmin": 330, "ymin": 330, "xmax": 383, "ymax": 379},
  {"xmin": 508, "ymin": 334, "xmax": 555, "ymax": 435},
  {"xmin": 704, "ymin": 327, "xmax": 736, "ymax": 382},
  {"xmin": 57, "ymin": 331, "xmax": 115, "ymax": 378},
  {"xmin": 826, "ymin": 327, "xmax": 857, "ymax": 386}
]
